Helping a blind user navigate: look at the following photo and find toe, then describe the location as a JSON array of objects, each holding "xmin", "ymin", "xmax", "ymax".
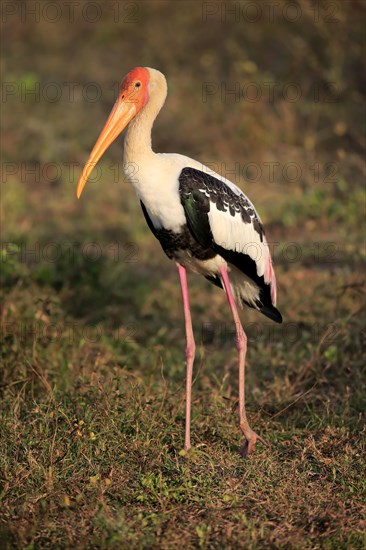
[{"xmin": 240, "ymin": 433, "xmax": 258, "ymax": 458}]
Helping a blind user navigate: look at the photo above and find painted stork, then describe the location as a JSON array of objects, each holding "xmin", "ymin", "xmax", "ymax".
[{"xmin": 76, "ymin": 67, "xmax": 282, "ymax": 457}]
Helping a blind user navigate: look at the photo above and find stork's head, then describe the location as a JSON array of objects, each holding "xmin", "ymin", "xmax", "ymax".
[{"xmin": 76, "ymin": 67, "xmax": 166, "ymax": 198}]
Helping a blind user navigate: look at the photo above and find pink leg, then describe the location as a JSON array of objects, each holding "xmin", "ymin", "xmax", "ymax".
[
  {"xmin": 177, "ymin": 263, "xmax": 196, "ymax": 451},
  {"xmin": 220, "ymin": 265, "xmax": 263, "ymax": 457}
]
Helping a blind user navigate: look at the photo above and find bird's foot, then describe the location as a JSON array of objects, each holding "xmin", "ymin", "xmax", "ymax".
[
  {"xmin": 239, "ymin": 432, "xmax": 258, "ymax": 457},
  {"xmin": 239, "ymin": 423, "xmax": 267, "ymax": 458}
]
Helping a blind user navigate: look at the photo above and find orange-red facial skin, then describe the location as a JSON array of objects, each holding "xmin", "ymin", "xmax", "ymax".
[
  {"xmin": 119, "ymin": 67, "xmax": 149, "ymax": 111},
  {"xmin": 76, "ymin": 67, "xmax": 150, "ymax": 198}
]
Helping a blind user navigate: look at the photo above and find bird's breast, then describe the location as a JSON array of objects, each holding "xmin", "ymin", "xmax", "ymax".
[{"xmin": 124, "ymin": 154, "xmax": 187, "ymax": 232}]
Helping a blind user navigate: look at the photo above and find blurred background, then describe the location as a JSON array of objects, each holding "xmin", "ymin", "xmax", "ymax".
[
  {"xmin": 1, "ymin": 1, "xmax": 365, "ymax": 548},
  {"xmin": 2, "ymin": 0, "xmax": 365, "ymax": 320}
]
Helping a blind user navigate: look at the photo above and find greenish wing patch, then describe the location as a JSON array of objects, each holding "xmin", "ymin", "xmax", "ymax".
[{"xmin": 180, "ymin": 189, "xmax": 213, "ymax": 249}]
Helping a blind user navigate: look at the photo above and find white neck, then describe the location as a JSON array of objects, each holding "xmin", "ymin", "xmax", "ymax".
[{"xmin": 123, "ymin": 68, "xmax": 167, "ymax": 166}]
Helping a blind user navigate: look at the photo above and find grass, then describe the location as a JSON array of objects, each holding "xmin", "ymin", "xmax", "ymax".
[
  {"xmin": 1, "ymin": 1, "xmax": 365, "ymax": 548},
  {"xmin": 1, "ymin": 177, "xmax": 365, "ymax": 549}
]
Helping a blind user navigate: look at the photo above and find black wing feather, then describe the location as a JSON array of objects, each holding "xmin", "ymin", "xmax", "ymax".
[{"xmin": 179, "ymin": 167, "xmax": 282, "ymax": 324}]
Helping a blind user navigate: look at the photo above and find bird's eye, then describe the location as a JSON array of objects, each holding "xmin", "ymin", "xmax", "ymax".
[{"xmin": 135, "ymin": 82, "xmax": 141, "ymax": 88}]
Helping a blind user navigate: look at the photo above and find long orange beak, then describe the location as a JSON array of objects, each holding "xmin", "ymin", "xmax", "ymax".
[{"xmin": 76, "ymin": 93, "xmax": 137, "ymax": 198}]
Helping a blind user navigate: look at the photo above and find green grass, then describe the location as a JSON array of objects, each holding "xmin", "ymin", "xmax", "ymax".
[
  {"xmin": 1, "ymin": 1, "xmax": 365, "ymax": 548},
  {"xmin": 1, "ymin": 178, "xmax": 365, "ymax": 549}
]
